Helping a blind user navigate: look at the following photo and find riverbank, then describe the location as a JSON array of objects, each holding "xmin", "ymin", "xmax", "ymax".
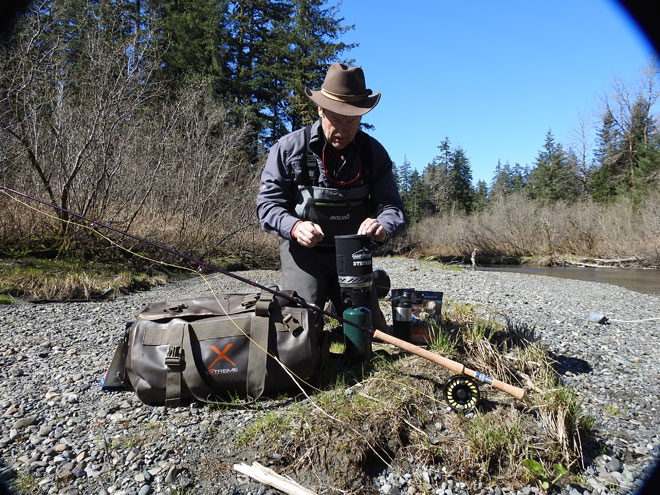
[
  {"xmin": 1, "ymin": 257, "xmax": 659, "ymax": 494},
  {"xmin": 478, "ymin": 264, "xmax": 660, "ymax": 295}
]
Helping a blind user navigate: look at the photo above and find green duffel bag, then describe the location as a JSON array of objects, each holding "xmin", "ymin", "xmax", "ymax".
[{"xmin": 113, "ymin": 291, "xmax": 319, "ymax": 407}]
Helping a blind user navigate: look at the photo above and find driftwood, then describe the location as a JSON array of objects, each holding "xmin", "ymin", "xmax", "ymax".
[
  {"xmin": 233, "ymin": 462, "xmax": 317, "ymax": 495},
  {"xmin": 591, "ymin": 256, "xmax": 642, "ymax": 264},
  {"xmin": 559, "ymin": 256, "xmax": 643, "ymax": 268}
]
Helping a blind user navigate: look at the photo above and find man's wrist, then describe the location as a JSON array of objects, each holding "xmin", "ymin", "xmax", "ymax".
[
  {"xmin": 374, "ymin": 229, "xmax": 390, "ymax": 245},
  {"xmin": 290, "ymin": 220, "xmax": 301, "ymax": 240}
]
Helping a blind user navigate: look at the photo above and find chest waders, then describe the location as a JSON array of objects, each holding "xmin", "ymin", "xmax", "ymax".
[{"xmin": 293, "ymin": 126, "xmax": 372, "ymax": 248}]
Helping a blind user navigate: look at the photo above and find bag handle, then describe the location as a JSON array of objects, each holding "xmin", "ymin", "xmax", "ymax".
[
  {"xmin": 164, "ymin": 291, "xmax": 275, "ymax": 405},
  {"xmin": 247, "ymin": 292, "xmax": 274, "ymax": 400}
]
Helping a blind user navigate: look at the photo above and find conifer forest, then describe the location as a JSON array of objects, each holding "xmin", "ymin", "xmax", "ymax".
[{"xmin": 1, "ymin": 1, "xmax": 659, "ymax": 266}]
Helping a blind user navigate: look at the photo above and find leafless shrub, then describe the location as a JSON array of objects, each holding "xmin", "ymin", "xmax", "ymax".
[
  {"xmin": 408, "ymin": 192, "xmax": 660, "ymax": 265},
  {"xmin": 0, "ymin": 3, "xmax": 266, "ymax": 263}
]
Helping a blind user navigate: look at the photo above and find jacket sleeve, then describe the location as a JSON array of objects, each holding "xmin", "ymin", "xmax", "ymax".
[
  {"xmin": 368, "ymin": 139, "xmax": 407, "ymax": 237},
  {"xmin": 256, "ymin": 137, "xmax": 301, "ymax": 240}
]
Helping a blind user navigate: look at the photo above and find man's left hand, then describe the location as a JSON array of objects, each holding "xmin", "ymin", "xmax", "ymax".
[{"xmin": 358, "ymin": 218, "xmax": 388, "ymax": 242}]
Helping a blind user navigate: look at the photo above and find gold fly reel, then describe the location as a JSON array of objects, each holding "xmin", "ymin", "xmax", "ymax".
[{"xmin": 443, "ymin": 374, "xmax": 481, "ymax": 413}]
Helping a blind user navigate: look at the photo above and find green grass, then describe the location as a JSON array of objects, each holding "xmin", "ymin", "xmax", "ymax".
[
  {"xmin": 0, "ymin": 256, "xmax": 170, "ymax": 301},
  {"xmin": 14, "ymin": 472, "xmax": 39, "ymax": 494},
  {"xmin": 603, "ymin": 404, "xmax": 624, "ymax": 416},
  {"xmin": 0, "ymin": 294, "xmax": 14, "ymax": 304},
  {"xmin": 224, "ymin": 301, "xmax": 593, "ymax": 492}
]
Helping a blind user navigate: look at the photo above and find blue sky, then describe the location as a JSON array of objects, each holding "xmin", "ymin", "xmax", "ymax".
[{"xmin": 335, "ymin": 0, "xmax": 657, "ymax": 184}]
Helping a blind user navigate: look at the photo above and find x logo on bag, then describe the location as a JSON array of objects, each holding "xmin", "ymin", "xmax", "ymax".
[{"xmin": 208, "ymin": 343, "xmax": 237, "ymax": 370}]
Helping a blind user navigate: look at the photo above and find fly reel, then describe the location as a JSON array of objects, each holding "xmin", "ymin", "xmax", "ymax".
[{"xmin": 443, "ymin": 374, "xmax": 481, "ymax": 413}]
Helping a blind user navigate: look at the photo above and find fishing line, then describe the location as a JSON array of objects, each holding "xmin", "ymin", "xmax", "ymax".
[
  {"xmin": 0, "ymin": 185, "xmax": 371, "ymax": 334},
  {"xmin": 6, "ymin": 186, "xmax": 526, "ymax": 466},
  {"xmin": 609, "ymin": 317, "xmax": 660, "ymax": 323},
  {"xmin": 0, "ymin": 186, "xmax": 327, "ymax": 396},
  {"xmin": 1, "ymin": 185, "xmax": 399, "ymax": 466}
]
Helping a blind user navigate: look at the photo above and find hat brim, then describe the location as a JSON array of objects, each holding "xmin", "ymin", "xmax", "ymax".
[{"xmin": 305, "ymin": 88, "xmax": 381, "ymax": 117}]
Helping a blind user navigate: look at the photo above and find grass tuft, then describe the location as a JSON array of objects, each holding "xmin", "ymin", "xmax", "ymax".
[
  {"xmin": 221, "ymin": 301, "xmax": 593, "ymax": 493},
  {"xmin": 0, "ymin": 257, "xmax": 169, "ymax": 301}
]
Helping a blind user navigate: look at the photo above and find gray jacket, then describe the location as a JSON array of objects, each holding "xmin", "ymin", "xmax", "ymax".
[{"xmin": 256, "ymin": 120, "xmax": 406, "ymax": 241}]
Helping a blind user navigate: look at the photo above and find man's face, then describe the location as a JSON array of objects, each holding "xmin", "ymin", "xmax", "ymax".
[{"xmin": 319, "ymin": 107, "xmax": 361, "ymax": 150}]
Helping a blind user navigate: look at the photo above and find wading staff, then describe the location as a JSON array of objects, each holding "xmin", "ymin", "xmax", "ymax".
[{"xmin": 1, "ymin": 185, "xmax": 526, "ymax": 400}]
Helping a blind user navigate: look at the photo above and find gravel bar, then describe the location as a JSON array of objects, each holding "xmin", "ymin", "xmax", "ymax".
[{"xmin": 1, "ymin": 256, "xmax": 659, "ymax": 495}]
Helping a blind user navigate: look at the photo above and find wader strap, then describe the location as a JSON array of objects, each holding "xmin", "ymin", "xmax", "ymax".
[
  {"xmin": 304, "ymin": 125, "xmax": 374, "ymax": 186},
  {"xmin": 304, "ymin": 125, "xmax": 319, "ymax": 185}
]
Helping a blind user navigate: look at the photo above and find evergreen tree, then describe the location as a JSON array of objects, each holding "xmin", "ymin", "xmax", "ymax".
[
  {"xmin": 589, "ymin": 65, "xmax": 659, "ymax": 201},
  {"xmin": 447, "ymin": 147, "xmax": 474, "ymax": 213},
  {"xmin": 527, "ymin": 130, "xmax": 580, "ymax": 203},
  {"xmin": 472, "ymin": 179, "xmax": 488, "ymax": 212},
  {"xmin": 423, "ymin": 138, "xmax": 452, "ymax": 214},
  {"xmin": 394, "ymin": 156, "xmax": 413, "ymax": 197},
  {"xmin": 284, "ymin": 0, "xmax": 355, "ymax": 131},
  {"xmin": 590, "ymin": 109, "xmax": 622, "ymax": 200},
  {"xmin": 152, "ymin": 0, "xmax": 229, "ymax": 98},
  {"xmin": 490, "ymin": 160, "xmax": 508, "ymax": 199},
  {"xmin": 405, "ymin": 170, "xmax": 431, "ymax": 223},
  {"xmin": 151, "ymin": 0, "xmax": 352, "ymax": 152},
  {"xmin": 491, "ymin": 160, "xmax": 529, "ymax": 200}
]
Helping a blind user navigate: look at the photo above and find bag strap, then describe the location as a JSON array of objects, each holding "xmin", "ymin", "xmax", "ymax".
[
  {"xmin": 164, "ymin": 323, "xmax": 186, "ymax": 408},
  {"xmin": 163, "ymin": 291, "xmax": 275, "ymax": 406},
  {"xmin": 247, "ymin": 292, "xmax": 274, "ymax": 400}
]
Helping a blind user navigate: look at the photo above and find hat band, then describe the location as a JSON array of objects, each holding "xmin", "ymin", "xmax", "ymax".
[{"xmin": 321, "ymin": 87, "xmax": 370, "ymax": 103}]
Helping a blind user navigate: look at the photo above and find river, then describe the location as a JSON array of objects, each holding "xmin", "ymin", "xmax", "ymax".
[{"xmin": 479, "ymin": 264, "xmax": 660, "ymax": 294}]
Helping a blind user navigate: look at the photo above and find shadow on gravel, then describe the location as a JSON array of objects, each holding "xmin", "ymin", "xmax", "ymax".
[
  {"xmin": 0, "ymin": 457, "xmax": 15, "ymax": 495},
  {"xmin": 548, "ymin": 352, "xmax": 593, "ymax": 376}
]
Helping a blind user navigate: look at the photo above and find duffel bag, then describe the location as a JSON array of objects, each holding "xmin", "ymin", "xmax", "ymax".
[{"xmin": 118, "ymin": 290, "xmax": 319, "ymax": 407}]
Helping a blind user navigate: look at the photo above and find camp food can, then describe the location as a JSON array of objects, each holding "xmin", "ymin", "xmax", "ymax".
[
  {"xmin": 409, "ymin": 291, "xmax": 443, "ymax": 346},
  {"xmin": 392, "ymin": 290, "xmax": 413, "ymax": 342}
]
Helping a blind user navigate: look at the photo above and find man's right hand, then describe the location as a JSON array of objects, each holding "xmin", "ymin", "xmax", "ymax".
[{"xmin": 291, "ymin": 221, "xmax": 325, "ymax": 248}]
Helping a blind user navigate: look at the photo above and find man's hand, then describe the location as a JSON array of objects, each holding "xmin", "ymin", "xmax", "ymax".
[
  {"xmin": 358, "ymin": 218, "xmax": 388, "ymax": 242},
  {"xmin": 292, "ymin": 221, "xmax": 325, "ymax": 248}
]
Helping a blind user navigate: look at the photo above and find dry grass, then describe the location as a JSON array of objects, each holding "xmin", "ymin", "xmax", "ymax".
[
  {"xmin": 228, "ymin": 302, "xmax": 593, "ymax": 494},
  {"xmin": 0, "ymin": 259, "xmax": 168, "ymax": 301},
  {"xmin": 409, "ymin": 191, "xmax": 660, "ymax": 266}
]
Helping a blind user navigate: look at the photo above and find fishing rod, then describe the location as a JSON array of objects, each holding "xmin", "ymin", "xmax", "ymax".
[{"xmin": 0, "ymin": 184, "xmax": 526, "ymax": 400}]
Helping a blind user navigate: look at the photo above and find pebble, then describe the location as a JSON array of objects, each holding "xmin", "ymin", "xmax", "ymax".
[{"xmin": 0, "ymin": 258, "xmax": 658, "ymax": 495}]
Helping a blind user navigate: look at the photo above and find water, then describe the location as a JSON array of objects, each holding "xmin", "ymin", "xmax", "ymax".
[{"xmin": 479, "ymin": 265, "xmax": 660, "ymax": 294}]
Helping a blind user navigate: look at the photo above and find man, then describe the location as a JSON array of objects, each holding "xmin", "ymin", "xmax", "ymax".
[{"xmin": 256, "ymin": 62, "xmax": 405, "ymax": 334}]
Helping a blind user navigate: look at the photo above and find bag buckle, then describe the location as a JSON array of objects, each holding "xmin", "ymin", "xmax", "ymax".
[
  {"xmin": 241, "ymin": 293, "xmax": 259, "ymax": 308},
  {"xmin": 165, "ymin": 346, "xmax": 183, "ymax": 369}
]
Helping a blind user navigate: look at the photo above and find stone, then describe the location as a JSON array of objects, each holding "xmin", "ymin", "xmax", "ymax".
[
  {"xmin": 137, "ymin": 485, "xmax": 152, "ymax": 495},
  {"xmin": 381, "ymin": 483, "xmax": 401, "ymax": 495},
  {"xmin": 13, "ymin": 415, "xmax": 37, "ymax": 429},
  {"xmin": 607, "ymin": 457, "xmax": 622, "ymax": 472}
]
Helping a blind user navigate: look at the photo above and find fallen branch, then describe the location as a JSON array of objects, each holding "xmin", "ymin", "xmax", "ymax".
[
  {"xmin": 233, "ymin": 462, "xmax": 317, "ymax": 495},
  {"xmin": 559, "ymin": 256, "xmax": 643, "ymax": 268},
  {"xmin": 591, "ymin": 256, "xmax": 641, "ymax": 264},
  {"xmin": 561, "ymin": 259, "xmax": 617, "ymax": 268}
]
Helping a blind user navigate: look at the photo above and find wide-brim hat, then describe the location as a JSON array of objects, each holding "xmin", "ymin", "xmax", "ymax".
[{"xmin": 305, "ymin": 62, "xmax": 381, "ymax": 117}]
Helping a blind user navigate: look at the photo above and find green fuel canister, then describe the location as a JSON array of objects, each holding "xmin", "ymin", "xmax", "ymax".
[{"xmin": 342, "ymin": 306, "xmax": 372, "ymax": 362}]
